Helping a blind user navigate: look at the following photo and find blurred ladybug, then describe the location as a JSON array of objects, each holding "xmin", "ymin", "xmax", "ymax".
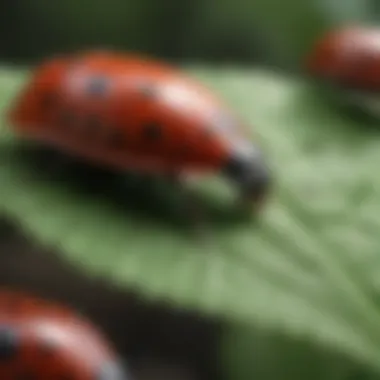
[
  {"xmin": 7, "ymin": 51, "xmax": 270, "ymax": 210},
  {"xmin": 306, "ymin": 26, "xmax": 380, "ymax": 116},
  {"xmin": 0, "ymin": 289, "xmax": 128, "ymax": 379}
]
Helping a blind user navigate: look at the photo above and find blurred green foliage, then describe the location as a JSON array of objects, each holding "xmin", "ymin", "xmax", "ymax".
[{"xmin": 0, "ymin": 0, "xmax": 375, "ymax": 68}]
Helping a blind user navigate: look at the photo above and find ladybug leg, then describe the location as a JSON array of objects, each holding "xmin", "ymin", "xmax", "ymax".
[
  {"xmin": 235, "ymin": 192, "xmax": 263, "ymax": 215},
  {"xmin": 166, "ymin": 172, "xmax": 209, "ymax": 233}
]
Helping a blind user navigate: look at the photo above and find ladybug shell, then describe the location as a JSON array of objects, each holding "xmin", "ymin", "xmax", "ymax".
[
  {"xmin": 306, "ymin": 27, "xmax": 380, "ymax": 91},
  {"xmin": 8, "ymin": 51, "xmax": 252, "ymax": 175},
  {"xmin": 0, "ymin": 289, "xmax": 127, "ymax": 380}
]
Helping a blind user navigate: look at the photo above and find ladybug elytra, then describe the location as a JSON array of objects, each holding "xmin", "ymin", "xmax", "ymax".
[
  {"xmin": 0, "ymin": 289, "xmax": 128, "ymax": 379},
  {"xmin": 307, "ymin": 26, "xmax": 380, "ymax": 90},
  {"xmin": 306, "ymin": 26, "xmax": 380, "ymax": 116},
  {"xmin": 7, "ymin": 51, "xmax": 270, "ymax": 209}
]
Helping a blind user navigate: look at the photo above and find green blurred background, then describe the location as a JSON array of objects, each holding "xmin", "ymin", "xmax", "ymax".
[{"xmin": 0, "ymin": 0, "xmax": 375, "ymax": 69}]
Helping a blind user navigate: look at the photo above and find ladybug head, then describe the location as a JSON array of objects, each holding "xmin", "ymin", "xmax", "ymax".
[
  {"xmin": 97, "ymin": 360, "xmax": 130, "ymax": 380},
  {"xmin": 223, "ymin": 143, "xmax": 271, "ymax": 207}
]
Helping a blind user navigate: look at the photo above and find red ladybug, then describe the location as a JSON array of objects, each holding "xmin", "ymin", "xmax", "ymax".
[
  {"xmin": 7, "ymin": 51, "xmax": 270, "ymax": 209},
  {"xmin": 0, "ymin": 289, "xmax": 128, "ymax": 379},
  {"xmin": 307, "ymin": 26, "xmax": 380, "ymax": 90}
]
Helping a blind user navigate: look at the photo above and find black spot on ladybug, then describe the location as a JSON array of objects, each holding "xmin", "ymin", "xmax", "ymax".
[
  {"xmin": 0, "ymin": 326, "xmax": 19, "ymax": 360},
  {"xmin": 86, "ymin": 76, "xmax": 110, "ymax": 97},
  {"xmin": 106, "ymin": 129, "xmax": 126, "ymax": 150},
  {"xmin": 41, "ymin": 92, "xmax": 57, "ymax": 109},
  {"xmin": 142, "ymin": 122, "xmax": 162, "ymax": 141},
  {"xmin": 59, "ymin": 110, "xmax": 76, "ymax": 129}
]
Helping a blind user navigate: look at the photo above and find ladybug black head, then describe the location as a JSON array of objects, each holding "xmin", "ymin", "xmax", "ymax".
[
  {"xmin": 0, "ymin": 325, "xmax": 20, "ymax": 361},
  {"xmin": 223, "ymin": 145, "xmax": 271, "ymax": 205}
]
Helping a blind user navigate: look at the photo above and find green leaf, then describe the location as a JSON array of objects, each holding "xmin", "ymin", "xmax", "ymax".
[
  {"xmin": 222, "ymin": 324, "xmax": 380, "ymax": 380},
  {"xmin": 2, "ymin": 66, "xmax": 380, "ymax": 376}
]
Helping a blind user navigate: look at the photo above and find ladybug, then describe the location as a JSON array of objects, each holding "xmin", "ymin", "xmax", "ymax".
[
  {"xmin": 7, "ymin": 51, "xmax": 270, "ymax": 211},
  {"xmin": 0, "ymin": 288, "xmax": 128, "ymax": 379},
  {"xmin": 306, "ymin": 26, "xmax": 380, "ymax": 115}
]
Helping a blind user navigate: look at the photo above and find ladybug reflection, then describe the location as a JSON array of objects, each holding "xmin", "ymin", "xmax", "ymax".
[{"xmin": 0, "ymin": 289, "xmax": 128, "ymax": 379}]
